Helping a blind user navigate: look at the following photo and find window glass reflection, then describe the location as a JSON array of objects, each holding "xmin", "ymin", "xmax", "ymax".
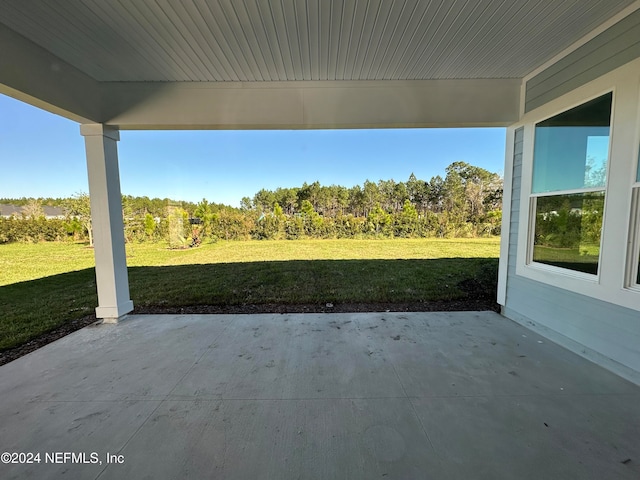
[
  {"xmin": 533, "ymin": 192, "xmax": 604, "ymax": 275},
  {"xmin": 532, "ymin": 93, "xmax": 612, "ymax": 194}
]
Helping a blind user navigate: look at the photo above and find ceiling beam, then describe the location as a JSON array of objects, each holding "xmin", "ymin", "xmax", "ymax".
[
  {"xmin": 0, "ymin": 23, "xmax": 101, "ymax": 123},
  {"xmin": 102, "ymin": 79, "xmax": 521, "ymax": 130}
]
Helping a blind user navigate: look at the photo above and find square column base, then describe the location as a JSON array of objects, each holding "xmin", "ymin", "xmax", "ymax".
[{"xmin": 95, "ymin": 300, "xmax": 134, "ymax": 324}]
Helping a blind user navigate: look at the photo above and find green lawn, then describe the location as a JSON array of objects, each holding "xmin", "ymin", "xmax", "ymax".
[{"xmin": 0, "ymin": 238, "xmax": 500, "ymax": 351}]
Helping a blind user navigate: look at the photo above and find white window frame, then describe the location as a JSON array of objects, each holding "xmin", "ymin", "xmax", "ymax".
[
  {"xmin": 526, "ymin": 92, "xmax": 612, "ymax": 280},
  {"xmin": 627, "ymin": 188, "xmax": 640, "ymax": 291},
  {"xmin": 515, "ymin": 57, "xmax": 640, "ymax": 312},
  {"xmin": 625, "ymin": 104, "xmax": 640, "ymax": 292}
]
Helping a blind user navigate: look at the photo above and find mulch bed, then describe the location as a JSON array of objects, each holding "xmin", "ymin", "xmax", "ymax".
[
  {"xmin": 134, "ymin": 299, "xmax": 499, "ymax": 315},
  {"xmin": 0, "ymin": 315, "xmax": 100, "ymax": 367},
  {"xmin": 0, "ymin": 281, "xmax": 498, "ymax": 367}
]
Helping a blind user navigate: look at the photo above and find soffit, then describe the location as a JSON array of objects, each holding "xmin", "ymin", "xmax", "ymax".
[{"xmin": 0, "ymin": 0, "xmax": 635, "ymax": 82}]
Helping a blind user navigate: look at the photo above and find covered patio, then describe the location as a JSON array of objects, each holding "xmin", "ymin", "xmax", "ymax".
[
  {"xmin": 2, "ymin": 1, "xmax": 640, "ymax": 477},
  {"xmin": 1, "ymin": 311, "xmax": 639, "ymax": 479}
]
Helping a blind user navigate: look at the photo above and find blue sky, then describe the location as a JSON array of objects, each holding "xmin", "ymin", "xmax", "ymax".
[{"xmin": 0, "ymin": 93, "xmax": 507, "ymax": 208}]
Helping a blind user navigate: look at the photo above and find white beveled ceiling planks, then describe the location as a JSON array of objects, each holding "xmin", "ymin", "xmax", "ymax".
[{"xmin": 0, "ymin": 0, "xmax": 636, "ymax": 82}]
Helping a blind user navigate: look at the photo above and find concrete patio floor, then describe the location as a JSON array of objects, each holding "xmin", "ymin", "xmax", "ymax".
[{"xmin": 0, "ymin": 311, "xmax": 638, "ymax": 479}]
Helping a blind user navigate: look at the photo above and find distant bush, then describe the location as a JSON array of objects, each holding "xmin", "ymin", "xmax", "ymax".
[{"xmin": 0, "ymin": 217, "xmax": 70, "ymax": 244}]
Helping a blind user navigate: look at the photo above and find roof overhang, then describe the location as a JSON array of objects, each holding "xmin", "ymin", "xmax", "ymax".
[{"xmin": 1, "ymin": 0, "xmax": 638, "ymax": 129}]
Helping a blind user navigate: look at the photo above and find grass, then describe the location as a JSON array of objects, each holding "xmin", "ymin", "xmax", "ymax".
[
  {"xmin": 0, "ymin": 242, "xmax": 97, "ymax": 285},
  {"xmin": 0, "ymin": 238, "xmax": 500, "ymax": 351}
]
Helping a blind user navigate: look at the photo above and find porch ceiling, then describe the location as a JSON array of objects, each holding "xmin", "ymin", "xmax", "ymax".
[
  {"xmin": 0, "ymin": 0, "xmax": 635, "ymax": 82},
  {"xmin": 0, "ymin": 0, "xmax": 637, "ymax": 128}
]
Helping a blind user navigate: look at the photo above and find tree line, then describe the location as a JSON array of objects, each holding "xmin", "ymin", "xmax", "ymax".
[{"xmin": 0, "ymin": 161, "xmax": 502, "ymax": 245}]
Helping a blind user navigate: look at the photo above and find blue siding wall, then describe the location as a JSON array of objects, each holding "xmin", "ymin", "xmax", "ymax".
[
  {"xmin": 525, "ymin": 8, "xmax": 640, "ymax": 112},
  {"xmin": 506, "ymin": 128, "xmax": 523, "ymax": 282},
  {"xmin": 503, "ymin": 128, "xmax": 640, "ymax": 384}
]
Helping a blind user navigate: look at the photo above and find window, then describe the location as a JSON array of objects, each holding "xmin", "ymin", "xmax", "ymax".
[
  {"xmin": 637, "ymin": 148, "xmax": 640, "ymax": 285},
  {"xmin": 630, "ymin": 146, "xmax": 640, "ymax": 286},
  {"xmin": 529, "ymin": 93, "xmax": 612, "ymax": 275}
]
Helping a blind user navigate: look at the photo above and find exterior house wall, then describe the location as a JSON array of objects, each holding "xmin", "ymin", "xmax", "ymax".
[
  {"xmin": 503, "ymin": 128, "xmax": 640, "ymax": 385},
  {"xmin": 525, "ymin": 8, "xmax": 640, "ymax": 112},
  {"xmin": 503, "ymin": 14, "xmax": 640, "ymax": 384}
]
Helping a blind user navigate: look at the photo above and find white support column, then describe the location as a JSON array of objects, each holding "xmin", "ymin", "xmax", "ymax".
[{"xmin": 80, "ymin": 124, "xmax": 133, "ymax": 323}]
